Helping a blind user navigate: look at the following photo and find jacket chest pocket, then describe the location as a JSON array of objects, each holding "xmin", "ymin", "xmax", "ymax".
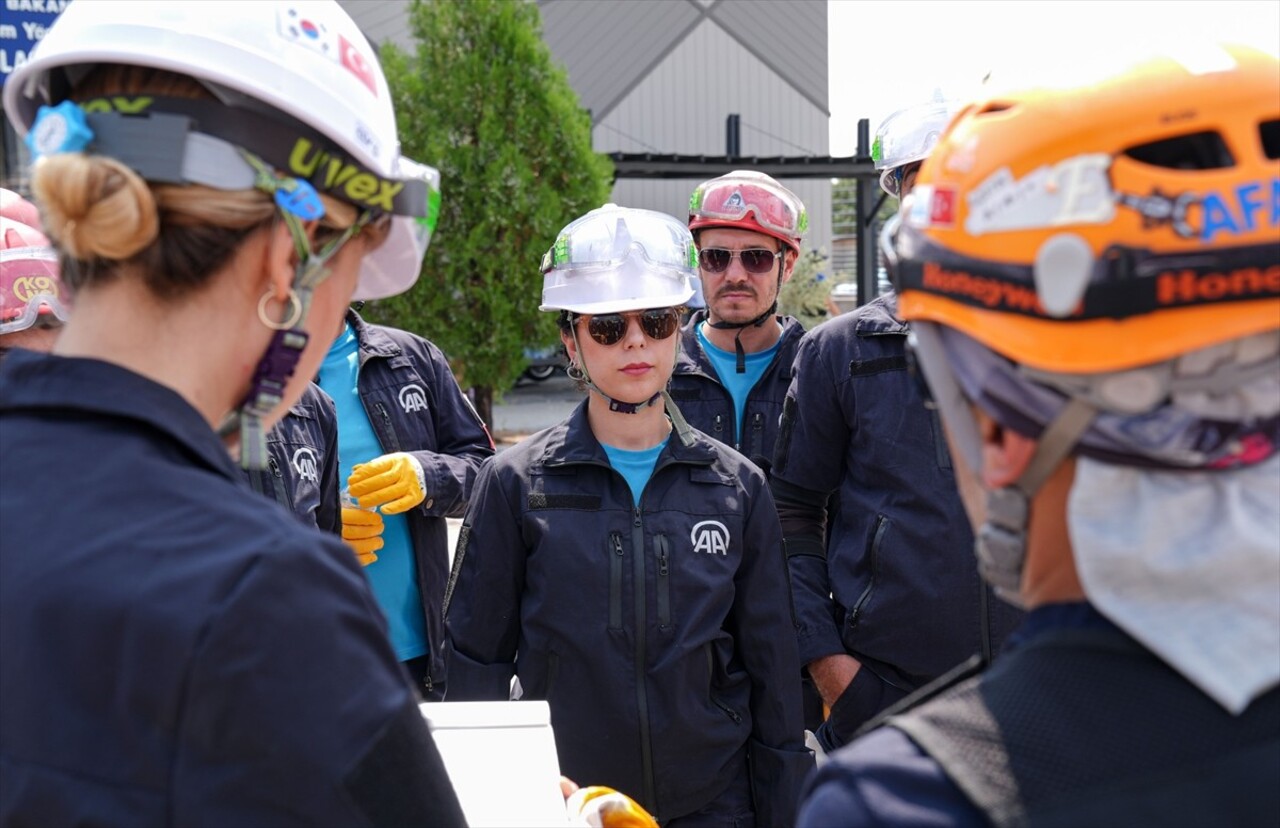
[{"xmin": 366, "ymin": 375, "xmax": 437, "ymax": 451}]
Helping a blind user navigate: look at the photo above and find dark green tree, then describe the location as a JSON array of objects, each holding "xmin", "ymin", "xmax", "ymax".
[{"xmin": 369, "ymin": 0, "xmax": 613, "ymax": 426}]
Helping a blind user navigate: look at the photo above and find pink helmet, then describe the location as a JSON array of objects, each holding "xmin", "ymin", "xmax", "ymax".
[
  {"xmin": 688, "ymin": 171, "xmax": 807, "ymax": 253},
  {"xmin": 1, "ymin": 189, "xmax": 68, "ymax": 335}
]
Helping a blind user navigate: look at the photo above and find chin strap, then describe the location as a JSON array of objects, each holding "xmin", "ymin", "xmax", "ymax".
[
  {"xmin": 567, "ymin": 322, "xmax": 693, "ymax": 447},
  {"xmin": 219, "ymin": 152, "xmax": 371, "ymax": 470},
  {"xmin": 976, "ymin": 396, "xmax": 1098, "ymax": 606}
]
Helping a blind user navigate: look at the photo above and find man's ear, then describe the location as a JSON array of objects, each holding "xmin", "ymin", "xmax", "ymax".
[
  {"xmin": 781, "ymin": 248, "xmax": 799, "ymax": 285},
  {"xmin": 978, "ymin": 408, "xmax": 1038, "ymax": 489}
]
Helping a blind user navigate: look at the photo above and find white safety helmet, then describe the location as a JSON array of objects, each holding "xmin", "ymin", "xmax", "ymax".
[
  {"xmin": 540, "ymin": 205, "xmax": 697, "ymax": 316},
  {"xmin": 2, "ymin": 0, "xmax": 439, "ymax": 300},
  {"xmin": 872, "ymin": 96, "xmax": 959, "ymax": 197}
]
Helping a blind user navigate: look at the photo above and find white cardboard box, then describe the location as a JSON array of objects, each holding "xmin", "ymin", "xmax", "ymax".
[{"xmin": 421, "ymin": 700, "xmax": 569, "ymax": 827}]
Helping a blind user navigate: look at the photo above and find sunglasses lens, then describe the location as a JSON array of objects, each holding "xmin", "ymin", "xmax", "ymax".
[
  {"xmin": 587, "ymin": 314, "xmax": 627, "ymax": 346},
  {"xmin": 700, "ymin": 248, "xmax": 731, "ymax": 273},
  {"xmin": 640, "ymin": 309, "xmax": 679, "ymax": 340},
  {"xmin": 740, "ymin": 249, "xmax": 776, "ymax": 273}
]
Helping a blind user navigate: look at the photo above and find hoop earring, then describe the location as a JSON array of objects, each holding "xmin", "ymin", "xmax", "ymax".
[
  {"xmin": 258, "ymin": 289, "xmax": 303, "ymax": 331},
  {"xmin": 566, "ymin": 362, "xmax": 586, "ymax": 382}
]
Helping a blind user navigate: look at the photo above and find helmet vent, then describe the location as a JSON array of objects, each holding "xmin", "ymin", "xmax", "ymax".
[
  {"xmin": 1260, "ymin": 119, "xmax": 1280, "ymax": 160},
  {"xmin": 975, "ymin": 102, "xmax": 1014, "ymax": 116},
  {"xmin": 1123, "ymin": 131, "xmax": 1233, "ymax": 170}
]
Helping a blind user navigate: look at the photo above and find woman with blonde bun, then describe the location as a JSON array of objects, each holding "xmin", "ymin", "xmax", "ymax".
[{"xmin": 0, "ymin": 2, "xmax": 465, "ymax": 825}]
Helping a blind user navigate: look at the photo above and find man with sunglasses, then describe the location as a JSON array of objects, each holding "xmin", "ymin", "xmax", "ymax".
[
  {"xmin": 770, "ymin": 98, "xmax": 1023, "ymax": 755},
  {"xmin": 671, "ymin": 171, "xmax": 807, "ymax": 470}
]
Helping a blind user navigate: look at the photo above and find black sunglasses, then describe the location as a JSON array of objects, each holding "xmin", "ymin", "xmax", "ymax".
[
  {"xmin": 698, "ymin": 247, "xmax": 781, "ymax": 274},
  {"xmin": 577, "ymin": 308, "xmax": 681, "ymax": 346}
]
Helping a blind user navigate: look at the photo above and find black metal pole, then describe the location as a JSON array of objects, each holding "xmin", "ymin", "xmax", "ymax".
[
  {"xmin": 854, "ymin": 118, "xmax": 878, "ymax": 307},
  {"xmin": 726, "ymin": 113, "xmax": 740, "ymax": 157}
]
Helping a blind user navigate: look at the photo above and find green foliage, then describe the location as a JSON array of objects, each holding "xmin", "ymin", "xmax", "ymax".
[
  {"xmin": 778, "ymin": 249, "xmax": 835, "ymax": 330},
  {"xmin": 367, "ymin": 0, "xmax": 613, "ymax": 398},
  {"xmin": 831, "ymin": 177, "xmax": 898, "ymax": 236}
]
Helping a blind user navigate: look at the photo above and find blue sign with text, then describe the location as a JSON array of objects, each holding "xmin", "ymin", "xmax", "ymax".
[{"xmin": 1, "ymin": 0, "xmax": 68, "ymax": 84}]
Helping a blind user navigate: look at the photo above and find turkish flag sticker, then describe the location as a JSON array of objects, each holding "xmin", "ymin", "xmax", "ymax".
[
  {"xmin": 339, "ymin": 35, "xmax": 378, "ymax": 96},
  {"xmin": 930, "ymin": 186, "xmax": 957, "ymax": 227}
]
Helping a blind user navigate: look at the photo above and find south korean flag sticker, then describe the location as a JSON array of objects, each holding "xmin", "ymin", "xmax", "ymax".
[{"xmin": 277, "ymin": 6, "xmax": 339, "ymax": 61}]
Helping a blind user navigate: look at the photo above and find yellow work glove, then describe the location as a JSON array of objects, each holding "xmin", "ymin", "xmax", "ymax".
[
  {"xmin": 341, "ymin": 505, "xmax": 384, "ymax": 566},
  {"xmin": 347, "ymin": 452, "xmax": 427, "ymax": 515},
  {"xmin": 566, "ymin": 786, "xmax": 658, "ymax": 828}
]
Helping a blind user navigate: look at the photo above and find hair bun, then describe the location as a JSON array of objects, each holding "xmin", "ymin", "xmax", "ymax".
[{"xmin": 32, "ymin": 154, "xmax": 159, "ymax": 261}]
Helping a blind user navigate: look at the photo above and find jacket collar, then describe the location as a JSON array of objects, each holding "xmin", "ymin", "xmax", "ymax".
[
  {"xmin": 850, "ymin": 291, "xmax": 910, "ymax": 336},
  {"xmin": 541, "ymin": 399, "xmax": 718, "ymax": 468},
  {"xmin": 0, "ymin": 350, "xmax": 242, "ymax": 481},
  {"xmin": 345, "ymin": 308, "xmax": 403, "ymax": 362}
]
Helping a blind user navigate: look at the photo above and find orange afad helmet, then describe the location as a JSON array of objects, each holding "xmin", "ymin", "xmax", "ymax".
[{"xmin": 896, "ymin": 43, "xmax": 1280, "ymax": 374}]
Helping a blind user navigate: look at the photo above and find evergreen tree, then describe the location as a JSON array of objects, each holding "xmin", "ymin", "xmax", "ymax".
[{"xmin": 369, "ymin": 0, "xmax": 613, "ymax": 425}]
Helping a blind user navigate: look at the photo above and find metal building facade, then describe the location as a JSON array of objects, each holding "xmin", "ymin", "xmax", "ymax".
[{"xmin": 340, "ymin": 0, "xmax": 832, "ymax": 257}]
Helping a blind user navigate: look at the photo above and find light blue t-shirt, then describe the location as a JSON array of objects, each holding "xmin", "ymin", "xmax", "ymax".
[
  {"xmin": 602, "ymin": 437, "xmax": 670, "ymax": 505},
  {"xmin": 697, "ymin": 321, "xmax": 780, "ymax": 444},
  {"xmin": 317, "ymin": 322, "xmax": 428, "ymax": 662}
]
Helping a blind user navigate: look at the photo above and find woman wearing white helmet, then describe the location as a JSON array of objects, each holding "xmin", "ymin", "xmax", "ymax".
[
  {"xmin": 445, "ymin": 205, "xmax": 812, "ymax": 825},
  {"xmin": 0, "ymin": 2, "xmax": 464, "ymax": 824}
]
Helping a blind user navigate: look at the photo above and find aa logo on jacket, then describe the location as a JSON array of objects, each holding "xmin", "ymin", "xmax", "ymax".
[
  {"xmin": 691, "ymin": 520, "xmax": 729, "ymax": 556},
  {"xmin": 399, "ymin": 384, "xmax": 429, "ymax": 414},
  {"xmin": 291, "ymin": 447, "xmax": 319, "ymax": 483}
]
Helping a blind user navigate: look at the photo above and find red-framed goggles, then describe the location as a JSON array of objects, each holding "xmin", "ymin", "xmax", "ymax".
[
  {"xmin": 688, "ymin": 174, "xmax": 808, "ymax": 242},
  {"xmin": 1, "ymin": 246, "xmax": 68, "ymax": 334}
]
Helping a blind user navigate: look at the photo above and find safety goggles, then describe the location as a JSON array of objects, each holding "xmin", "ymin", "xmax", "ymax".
[
  {"xmin": 1, "ymin": 247, "xmax": 69, "ymax": 335},
  {"xmin": 688, "ymin": 175, "xmax": 808, "ymax": 240},
  {"xmin": 575, "ymin": 308, "xmax": 681, "ymax": 346},
  {"xmin": 542, "ymin": 208, "xmax": 697, "ymax": 275},
  {"xmin": 698, "ymin": 247, "xmax": 782, "ymax": 274}
]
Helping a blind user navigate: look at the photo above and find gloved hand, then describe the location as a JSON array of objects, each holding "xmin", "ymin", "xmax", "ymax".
[
  {"xmin": 565, "ymin": 786, "xmax": 658, "ymax": 828},
  {"xmin": 342, "ymin": 506, "xmax": 384, "ymax": 566},
  {"xmin": 347, "ymin": 452, "xmax": 427, "ymax": 515}
]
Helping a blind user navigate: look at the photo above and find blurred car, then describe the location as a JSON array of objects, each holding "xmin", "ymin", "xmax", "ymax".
[{"xmin": 521, "ymin": 344, "xmax": 565, "ymax": 382}]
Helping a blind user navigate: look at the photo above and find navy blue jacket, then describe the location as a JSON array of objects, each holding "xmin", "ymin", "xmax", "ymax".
[
  {"xmin": 329, "ymin": 309, "xmax": 494, "ymax": 690},
  {"xmin": 0, "ymin": 351, "xmax": 464, "ymax": 826},
  {"xmin": 444, "ymin": 401, "xmax": 812, "ymax": 824},
  {"xmin": 669, "ymin": 311, "xmax": 805, "ymax": 466},
  {"xmin": 243, "ymin": 382, "xmax": 341, "ymax": 534},
  {"xmin": 771, "ymin": 293, "xmax": 1022, "ymax": 740},
  {"xmin": 798, "ymin": 603, "xmax": 1280, "ymax": 827}
]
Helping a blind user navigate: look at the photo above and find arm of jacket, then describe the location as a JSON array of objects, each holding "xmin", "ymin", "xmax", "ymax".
[
  {"xmin": 313, "ymin": 384, "xmax": 342, "ymax": 536},
  {"xmin": 172, "ymin": 531, "xmax": 466, "ymax": 826},
  {"xmin": 733, "ymin": 474, "xmax": 815, "ymax": 827},
  {"xmin": 398, "ymin": 334, "xmax": 496, "ymax": 519},
  {"xmin": 770, "ymin": 331, "xmax": 850, "ymax": 667},
  {"xmin": 442, "ymin": 457, "xmax": 521, "ymax": 700}
]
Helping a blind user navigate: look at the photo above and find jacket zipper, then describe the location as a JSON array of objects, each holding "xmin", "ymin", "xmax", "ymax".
[
  {"xmin": 609, "ymin": 533, "xmax": 624, "ymax": 631},
  {"xmin": 655, "ymin": 534, "xmax": 671, "ymax": 629},
  {"xmin": 713, "ymin": 696, "xmax": 742, "ymax": 724},
  {"xmin": 848, "ymin": 515, "xmax": 890, "ymax": 632},
  {"xmin": 631, "ymin": 505, "xmax": 655, "ymax": 811}
]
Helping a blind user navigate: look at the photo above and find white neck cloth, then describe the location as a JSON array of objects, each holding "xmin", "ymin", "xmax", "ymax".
[{"xmin": 1069, "ymin": 454, "xmax": 1280, "ymax": 714}]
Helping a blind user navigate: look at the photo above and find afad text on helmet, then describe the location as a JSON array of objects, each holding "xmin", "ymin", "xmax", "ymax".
[{"xmin": 288, "ymin": 138, "xmax": 403, "ymax": 212}]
